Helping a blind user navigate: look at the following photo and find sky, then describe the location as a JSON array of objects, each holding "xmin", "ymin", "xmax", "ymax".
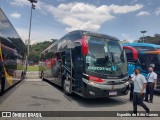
[{"xmin": 0, "ymin": 0, "xmax": 160, "ymax": 44}]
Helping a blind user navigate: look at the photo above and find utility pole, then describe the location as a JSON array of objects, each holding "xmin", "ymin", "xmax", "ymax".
[
  {"xmin": 141, "ymin": 30, "xmax": 147, "ymax": 43},
  {"xmin": 26, "ymin": 0, "xmax": 37, "ymax": 71}
]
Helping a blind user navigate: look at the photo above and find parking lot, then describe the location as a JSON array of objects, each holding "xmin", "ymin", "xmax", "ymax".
[{"xmin": 0, "ymin": 79, "xmax": 160, "ymax": 120}]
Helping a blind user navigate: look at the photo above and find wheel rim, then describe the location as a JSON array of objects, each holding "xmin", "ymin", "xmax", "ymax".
[{"xmin": 21, "ymin": 73, "xmax": 23, "ymax": 80}]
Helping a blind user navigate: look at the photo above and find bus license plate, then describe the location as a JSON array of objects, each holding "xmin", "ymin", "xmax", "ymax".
[{"xmin": 109, "ymin": 91, "xmax": 117, "ymax": 95}]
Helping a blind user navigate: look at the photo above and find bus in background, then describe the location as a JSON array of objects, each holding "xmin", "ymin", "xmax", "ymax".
[
  {"xmin": 40, "ymin": 30, "xmax": 130, "ymax": 98},
  {"xmin": 123, "ymin": 43, "xmax": 160, "ymax": 91},
  {"xmin": 0, "ymin": 8, "xmax": 26, "ymax": 95}
]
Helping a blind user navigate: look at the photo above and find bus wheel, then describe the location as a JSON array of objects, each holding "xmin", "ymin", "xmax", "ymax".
[
  {"xmin": 41, "ymin": 71, "xmax": 44, "ymax": 80},
  {"xmin": 21, "ymin": 72, "xmax": 24, "ymax": 80},
  {"xmin": 62, "ymin": 78, "xmax": 72, "ymax": 95},
  {"xmin": 0, "ymin": 77, "xmax": 5, "ymax": 95}
]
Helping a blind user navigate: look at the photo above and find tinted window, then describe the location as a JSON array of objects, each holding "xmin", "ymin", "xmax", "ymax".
[
  {"xmin": 65, "ymin": 49, "xmax": 71, "ymax": 69},
  {"xmin": 57, "ymin": 36, "xmax": 68, "ymax": 51},
  {"xmin": 51, "ymin": 44, "xmax": 58, "ymax": 53},
  {"xmin": 138, "ymin": 54, "xmax": 147, "ymax": 70},
  {"xmin": 0, "ymin": 8, "xmax": 26, "ymax": 56},
  {"xmin": 68, "ymin": 32, "xmax": 82, "ymax": 41},
  {"xmin": 124, "ymin": 49, "xmax": 135, "ymax": 61}
]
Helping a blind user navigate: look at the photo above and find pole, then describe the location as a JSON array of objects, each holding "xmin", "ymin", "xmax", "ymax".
[{"xmin": 26, "ymin": 3, "xmax": 33, "ymax": 71}]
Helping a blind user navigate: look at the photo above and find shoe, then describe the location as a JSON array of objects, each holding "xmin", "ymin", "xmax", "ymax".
[
  {"xmin": 132, "ymin": 111, "xmax": 137, "ymax": 115},
  {"xmin": 146, "ymin": 108, "xmax": 151, "ymax": 117},
  {"xmin": 148, "ymin": 101, "xmax": 153, "ymax": 103},
  {"xmin": 144, "ymin": 99, "xmax": 148, "ymax": 102}
]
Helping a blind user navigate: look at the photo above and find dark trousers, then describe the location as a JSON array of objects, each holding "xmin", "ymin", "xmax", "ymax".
[
  {"xmin": 130, "ymin": 83, "xmax": 134, "ymax": 101},
  {"xmin": 145, "ymin": 82, "xmax": 154, "ymax": 102},
  {"xmin": 133, "ymin": 92, "xmax": 150, "ymax": 114}
]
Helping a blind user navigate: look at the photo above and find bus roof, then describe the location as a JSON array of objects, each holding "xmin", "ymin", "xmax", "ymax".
[
  {"xmin": 72, "ymin": 30, "xmax": 119, "ymax": 41},
  {"xmin": 123, "ymin": 43, "xmax": 160, "ymax": 49},
  {"xmin": 0, "ymin": 7, "xmax": 26, "ymax": 54},
  {"xmin": 41, "ymin": 30, "xmax": 120, "ymax": 54}
]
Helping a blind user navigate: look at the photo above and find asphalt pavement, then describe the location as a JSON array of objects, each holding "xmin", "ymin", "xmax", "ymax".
[{"xmin": 0, "ymin": 79, "xmax": 160, "ymax": 120}]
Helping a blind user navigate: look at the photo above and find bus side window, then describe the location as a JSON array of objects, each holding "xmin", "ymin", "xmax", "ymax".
[
  {"xmin": 65, "ymin": 49, "xmax": 71, "ymax": 69},
  {"xmin": 68, "ymin": 32, "xmax": 82, "ymax": 41}
]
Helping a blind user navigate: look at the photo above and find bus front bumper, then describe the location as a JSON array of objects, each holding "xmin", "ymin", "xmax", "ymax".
[{"xmin": 82, "ymin": 79, "xmax": 129, "ymax": 98}]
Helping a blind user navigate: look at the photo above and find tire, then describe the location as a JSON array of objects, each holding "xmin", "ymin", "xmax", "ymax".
[
  {"xmin": 0, "ymin": 77, "xmax": 5, "ymax": 95},
  {"xmin": 62, "ymin": 77, "xmax": 72, "ymax": 95},
  {"xmin": 21, "ymin": 72, "xmax": 24, "ymax": 80},
  {"xmin": 62, "ymin": 79, "xmax": 69, "ymax": 95},
  {"xmin": 41, "ymin": 71, "xmax": 44, "ymax": 80}
]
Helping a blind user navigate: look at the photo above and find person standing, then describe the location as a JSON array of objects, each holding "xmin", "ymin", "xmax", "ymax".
[
  {"xmin": 145, "ymin": 67, "xmax": 157, "ymax": 103},
  {"xmin": 129, "ymin": 69, "xmax": 136, "ymax": 101},
  {"xmin": 130, "ymin": 68, "xmax": 150, "ymax": 114}
]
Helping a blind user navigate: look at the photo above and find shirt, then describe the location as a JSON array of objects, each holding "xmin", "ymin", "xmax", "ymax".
[
  {"xmin": 132, "ymin": 74, "xmax": 147, "ymax": 93},
  {"xmin": 148, "ymin": 72, "xmax": 157, "ymax": 83},
  {"xmin": 131, "ymin": 73, "xmax": 136, "ymax": 78},
  {"xmin": 130, "ymin": 73, "xmax": 136, "ymax": 84}
]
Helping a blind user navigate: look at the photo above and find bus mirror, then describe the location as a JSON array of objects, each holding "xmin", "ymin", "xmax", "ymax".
[
  {"xmin": 123, "ymin": 46, "xmax": 138, "ymax": 61},
  {"xmin": 81, "ymin": 35, "xmax": 88, "ymax": 55}
]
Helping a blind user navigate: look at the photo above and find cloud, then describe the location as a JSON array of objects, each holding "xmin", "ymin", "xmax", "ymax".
[
  {"xmin": 136, "ymin": 11, "xmax": 150, "ymax": 16},
  {"xmin": 57, "ymin": 0, "xmax": 67, "ymax": 2},
  {"xmin": 44, "ymin": 3, "xmax": 143, "ymax": 31},
  {"xmin": 109, "ymin": 4, "xmax": 143, "ymax": 14},
  {"xmin": 10, "ymin": 0, "xmax": 30, "ymax": 7},
  {"xmin": 10, "ymin": 12, "xmax": 21, "ymax": 19},
  {"xmin": 9, "ymin": 1, "xmax": 143, "ymax": 32},
  {"xmin": 155, "ymin": 7, "xmax": 160, "ymax": 15}
]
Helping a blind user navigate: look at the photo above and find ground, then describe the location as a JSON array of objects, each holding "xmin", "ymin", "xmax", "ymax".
[{"xmin": 0, "ymin": 79, "xmax": 160, "ymax": 120}]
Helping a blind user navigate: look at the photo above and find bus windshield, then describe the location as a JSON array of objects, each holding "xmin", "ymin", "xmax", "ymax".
[{"xmin": 85, "ymin": 36, "xmax": 127, "ymax": 77}]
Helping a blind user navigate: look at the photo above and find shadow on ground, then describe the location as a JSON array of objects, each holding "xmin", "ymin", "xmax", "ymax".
[{"xmin": 44, "ymin": 79, "xmax": 129, "ymax": 108}]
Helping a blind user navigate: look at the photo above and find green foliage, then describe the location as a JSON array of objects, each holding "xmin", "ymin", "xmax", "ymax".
[
  {"xmin": 29, "ymin": 41, "xmax": 55, "ymax": 63},
  {"xmin": 135, "ymin": 34, "xmax": 160, "ymax": 45},
  {"xmin": 27, "ymin": 65, "xmax": 49, "ymax": 71}
]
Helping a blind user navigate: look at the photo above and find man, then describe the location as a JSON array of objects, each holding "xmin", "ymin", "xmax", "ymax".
[
  {"xmin": 129, "ymin": 69, "xmax": 136, "ymax": 101},
  {"xmin": 130, "ymin": 68, "xmax": 150, "ymax": 114},
  {"xmin": 145, "ymin": 67, "xmax": 157, "ymax": 103}
]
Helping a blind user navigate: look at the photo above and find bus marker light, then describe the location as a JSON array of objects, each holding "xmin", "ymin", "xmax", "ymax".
[
  {"xmin": 88, "ymin": 75, "xmax": 105, "ymax": 83},
  {"xmin": 81, "ymin": 35, "xmax": 88, "ymax": 55}
]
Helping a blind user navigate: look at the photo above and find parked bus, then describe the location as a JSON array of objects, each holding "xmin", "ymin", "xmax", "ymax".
[
  {"xmin": 0, "ymin": 8, "xmax": 26, "ymax": 95},
  {"xmin": 40, "ymin": 30, "xmax": 131, "ymax": 98},
  {"xmin": 123, "ymin": 43, "xmax": 160, "ymax": 91}
]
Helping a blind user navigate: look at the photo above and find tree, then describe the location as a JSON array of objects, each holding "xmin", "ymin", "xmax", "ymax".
[{"xmin": 28, "ymin": 41, "xmax": 53, "ymax": 64}]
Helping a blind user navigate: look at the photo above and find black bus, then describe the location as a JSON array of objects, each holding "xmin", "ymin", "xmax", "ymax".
[
  {"xmin": 0, "ymin": 8, "xmax": 26, "ymax": 95},
  {"xmin": 40, "ymin": 30, "xmax": 129, "ymax": 98}
]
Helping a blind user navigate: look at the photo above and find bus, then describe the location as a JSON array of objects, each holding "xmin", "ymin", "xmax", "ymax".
[
  {"xmin": 123, "ymin": 43, "xmax": 160, "ymax": 91},
  {"xmin": 0, "ymin": 8, "xmax": 26, "ymax": 95},
  {"xmin": 40, "ymin": 30, "xmax": 130, "ymax": 98}
]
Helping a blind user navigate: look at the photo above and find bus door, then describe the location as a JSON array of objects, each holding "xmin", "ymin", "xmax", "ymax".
[
  {"xmin": 51, "ymin": 52, "xmax": 62, "ymax": 85},
  {"xmin": 63, "ymin": 49, "xmax": 73, "ymax": 94},
  {"xmin": 123, "ymin": 46, "xmax": 138, "ymax": 75},
  {"xmin": 72, "ymin": 46, "xmax": 83, "ymax": 92}
]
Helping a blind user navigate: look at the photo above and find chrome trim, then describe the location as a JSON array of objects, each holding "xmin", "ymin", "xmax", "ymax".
[{"xmin": 82, "ymin": 78, "xmax": 129, "ymax": 90}]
